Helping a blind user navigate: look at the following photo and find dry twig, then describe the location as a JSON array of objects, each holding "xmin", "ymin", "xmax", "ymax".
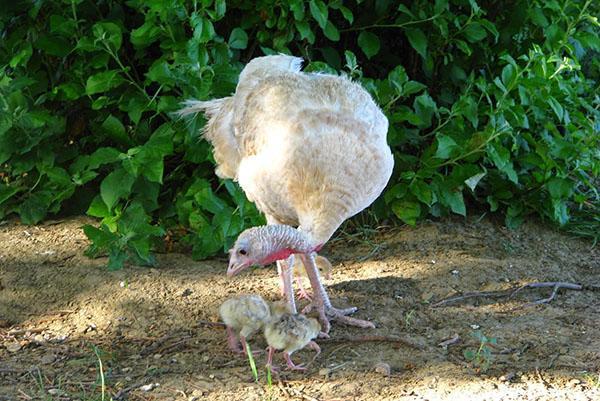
[
  {"xmin": 431, "ymin": 281, "xmax": 600, "ymax": 309},
  {"xmin": 320, "ymin": 335, "xmax": 424, "ymax": 350}
]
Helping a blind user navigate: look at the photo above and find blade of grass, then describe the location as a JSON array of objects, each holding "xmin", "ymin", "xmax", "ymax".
[
  {"xmin": 245, "ymin": 341, "xmax": 258, "ymax": 382},
  {"xmin": 91, "ymin": 345, "xmax": 106, "ymax": 401}
]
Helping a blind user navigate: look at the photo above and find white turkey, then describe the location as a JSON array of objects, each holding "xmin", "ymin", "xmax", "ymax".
[{"xmin": 180, "ymin": 55, "xmax": 394, "ymax": 332}]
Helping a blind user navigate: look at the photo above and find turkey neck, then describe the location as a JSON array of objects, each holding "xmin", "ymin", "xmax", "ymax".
[{"xmin": 260, "ymin": 225, "xmax": 316, "ymax": 259}]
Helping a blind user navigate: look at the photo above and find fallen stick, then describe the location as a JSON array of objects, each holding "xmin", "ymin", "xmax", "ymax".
[
  {"xmin": 319, "ymin": 335, "xmax": 424, "ymax": 350},
  {"xmin": 431, "ymin": 281, "xmax": 600, "ymax": 309}
]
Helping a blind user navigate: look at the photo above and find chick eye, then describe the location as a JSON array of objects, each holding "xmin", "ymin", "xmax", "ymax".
[{"xmin": 238, "ymin": 249, "xmax": 247, "ymax": 256}]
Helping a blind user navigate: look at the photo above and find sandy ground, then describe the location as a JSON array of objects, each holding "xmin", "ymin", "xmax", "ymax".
[{"xmin": 0, "ymin": 216, "xmax": 599, "ymax": 400}]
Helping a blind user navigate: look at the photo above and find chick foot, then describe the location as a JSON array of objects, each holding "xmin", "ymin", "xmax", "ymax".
[
  {"xmin": 283, "ymin": 352, "xmax": 306, "ymax": 371},
  {"xmin": 296, "ymin": 287, "xmax": 312, "ymax": 301}
]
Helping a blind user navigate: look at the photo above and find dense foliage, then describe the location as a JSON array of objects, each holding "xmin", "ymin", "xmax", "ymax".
[{"xmin": 1, "ymin": 0, "xmax": 598, "ymax": 268}]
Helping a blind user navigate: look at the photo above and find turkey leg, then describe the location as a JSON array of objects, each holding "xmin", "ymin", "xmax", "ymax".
[
  {"xmin": 278, "ymin": 256, "xmax": 297, "ymax": 313},
  {"xmin": 299, "ymin": 253, "xmax": 375, "ymax": 332}
]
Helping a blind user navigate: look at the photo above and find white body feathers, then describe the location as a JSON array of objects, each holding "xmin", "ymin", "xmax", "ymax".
[{"xmin": 180, "ymin": 55, "xmax": 394, "ymax": 245}]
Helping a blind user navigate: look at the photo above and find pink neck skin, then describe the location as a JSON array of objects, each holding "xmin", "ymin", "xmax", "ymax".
[{"xmin": 259, "ymin": 243, "xmax": 323, "ymax": 265}]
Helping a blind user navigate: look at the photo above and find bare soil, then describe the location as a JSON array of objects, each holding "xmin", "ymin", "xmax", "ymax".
[{"xmin": 1, "ymin": 216, "xmax": 599, "ymax": 401}]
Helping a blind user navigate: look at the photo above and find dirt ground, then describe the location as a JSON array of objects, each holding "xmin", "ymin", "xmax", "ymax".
[{"xmin": 0, "ymin": 216, "xmax": 599, "ymax": 401}]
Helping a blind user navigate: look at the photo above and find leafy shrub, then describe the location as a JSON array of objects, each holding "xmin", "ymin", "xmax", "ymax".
[{"xmin": 0, "ymin": 0, "xmax": 598, "ymax": 268}]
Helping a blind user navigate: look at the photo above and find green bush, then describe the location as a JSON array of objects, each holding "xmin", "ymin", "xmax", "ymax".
[{"xmin": 1, "ymin": 0, "xmax": 598, "ymax": 268}]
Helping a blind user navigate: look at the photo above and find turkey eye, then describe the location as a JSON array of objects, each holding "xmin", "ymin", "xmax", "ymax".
[{"xmin": 239, "ymin": 249, "xmax": 247, "ymax": 255}]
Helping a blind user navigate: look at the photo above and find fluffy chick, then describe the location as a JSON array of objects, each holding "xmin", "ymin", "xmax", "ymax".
[
  {"xmin": 219, "ymin": 294, "xmax": 271, "ymax": 354},
  {"xmin": 264, "ymin": 312, "xmax": 321, "ymax": 371}
]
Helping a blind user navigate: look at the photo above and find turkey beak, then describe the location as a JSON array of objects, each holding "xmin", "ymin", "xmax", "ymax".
[{"xmin": 227, "ymin": 260, "xmax": 247, "ymax": 277}]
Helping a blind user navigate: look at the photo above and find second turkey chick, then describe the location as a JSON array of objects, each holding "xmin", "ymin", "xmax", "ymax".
[
  {"xmin": 264, "ymin": 308, "xmax": 321, "ymax": 371},
  {"xmin": 219, "ymin": 294, "xmax": 271, "ymax": 354}
]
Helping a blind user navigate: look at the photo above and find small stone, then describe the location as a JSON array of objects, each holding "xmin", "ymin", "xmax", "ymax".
[
  {"xmin": 431, "ymin": 260, "xmax": 436, "ymax": 264},
  {"xmin": 153, "ymin": 353, "xmax": 162, "ymax": 359},
  {"xmin": 139, "ymin": 383, "xmax": 159, "ymax": 392},
  {"xmin": 33, "ymin": 334, "xmax": 46, "ymax": 344},
  {"xmin": 451, "ymin": 270, "xmax": 459, "ymax": 275},
  {"xmin": 48, "ymin": 389, "xmax": 64, "ymax": 396},
  {"xmin": 499, "ymin": 372, "xmax": 515, "ymax": 382},
  {"xmin": 122, "ymin": 367, "xmax": 132, "ymax": 373},
  {"xmin": 209, "ymin": 374, "xmax": 215, "ymax": 379},
  {"xmin": 318, "ymin": 368, "xmax": 331, "ymax": 377},
  {"xmin": 569, "ymin": 379, "xmax": 581, "ymax": 386},
  {"xmin": 470, "ymin": 324, "xmax": 480, "ymax": 330},
  {"xmin": 5, "ymin": 341, "xmax": 21, "ymax": 352},
  {"xmin": 41, "ymin": 353, "xmax": 56, "ymax": 365},
  {"xmin": 374, "ymin": 362, "xmax": 391, "ymax": 376}
]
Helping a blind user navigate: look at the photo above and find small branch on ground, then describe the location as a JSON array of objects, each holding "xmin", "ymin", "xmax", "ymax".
[
  {"xmin": 194, "ymin": 320, "xmax": 226, "ymax": 329},
  {"xmin": 431, "ymin": 281, "xmax": 600, "ymax": 309},
  {"xmin": 320, "ymin": 335, "xmax": 424, "ymax": 350}
]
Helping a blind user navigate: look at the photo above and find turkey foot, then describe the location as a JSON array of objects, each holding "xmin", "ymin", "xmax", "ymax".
[{"xmin": 303, "ymin": 302, "xmax": 373, "ymax": 332}]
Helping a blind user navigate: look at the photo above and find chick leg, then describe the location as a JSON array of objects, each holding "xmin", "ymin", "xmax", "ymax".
[
  {"xmin": 265, "ymin": 346, "xmax": 279, "ymax": 373},
  {"xmin": 226, "ymin": 327, "xmax": 242, "ymax": 353},
  {"xmin": 283, "ymin": 352, "xmax": 306, "ymax": 371},
  {"xmin": 295, "ymin": 275, "xmax": 312, "ymax": 300},
  {"xmin": 299, "ymin": 253, "xmax": 375, "ymax": 333},
  {"xmin": 307, "ymin": 340, "xmax": 321, "ymax": 362},
  {"xmin": 239, "ymin": 336, "xmax": 263, "ymax": 356}
]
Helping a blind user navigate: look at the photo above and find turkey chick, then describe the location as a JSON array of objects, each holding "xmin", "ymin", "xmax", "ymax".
[
  {"xmin": 219, "ymin": 294, "xmax": 271, "ymax": 354},
  {"xmin": 264, "ymin": 312, "xmax": 321, "ymax": 371}
]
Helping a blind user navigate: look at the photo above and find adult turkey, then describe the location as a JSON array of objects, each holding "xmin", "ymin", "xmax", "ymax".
[{"xmin": 179, "ymin": 55, "xmax": 394, "ymax": 332}]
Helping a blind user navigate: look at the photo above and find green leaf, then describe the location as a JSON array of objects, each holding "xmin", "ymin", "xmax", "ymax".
[
  {"xmin": 323, "ymin": 21, "xmax": 340, "ymax": 41},
  {"xmin": 88, "ymin": 147, "xmax": 122, "ymax": 169},
  {"xmin": 409, "ymin": 180, "xmax": 433, "ymax": 206},
  {"xmin": 463, "ymin": 22, "xmax": 487, "ymax": 42},
  {"xmin": 87, "ymin": 195, "xmax": 110, "ymax": 218},
  {"xmin": 547, "ymin": 97, "xmax": 564, "ymax": 121},
  {"xmin": 339, "ymin": 6, "xmax": 353, "ymax": 24},
  {"xmin": 290, "ymin": 1, "xmax": 305, "ymax": 20},
  {"xmin": 92, "ymin": 22, "xmax": 122, "ymax": 51},
  {"xmin": 403, "ymin": 81, "xmax": 426, "ymax": 96},
  {"xmin": 100, "ymin": 115, "xmax": 130, "ymax": 146},
  {"xmin": 100, "ymin": 168, "xmax": 135, "ymax": 210},
  {"xmin": 357, "ymin": 31, "xmax": 380, "ymax": 59},
  {"xmin": 442, "ymin": 190, "xmax": 466, "ymax": 216},
  {"xmin": 464, "ymin": 172, "xmax": 486, "ymax": 191},
  {"xmin": 35, "ymin": 34, "xmax": 72, "ymax": 57},
  {"xmin": 229, "ymin": 28, "xmax": 248, "ymax": 49},
  {"xmin": 405, "ymin": 28, "xmax": 427, "ymax": 58},
  {"xmin": 487, "ymin": 143, "xmax": 518, "ymax": 184},
  {"xmin": 214, "ymin": 0, "xmax": 226, "ymax": 19},
  {"xmin": 435, "ymin": 134, "xmax": 458, "ymax": 159},
  {"xmin": 131, "ymin": 20, "xmax": 162, "ymax": 47},
  {"xmin": 295, "ymin": 21, "xmax": 314, "ymax": 42},
  {"xmin": 413, "ymin": 93, "xmax": 437, "ymax": 128},
  {"xmin": 392, "ymin": 200, "xmax": 421, "ymax": 226},
  {"xmin": 501, "ymin": 64, "xmax": 516, "ymax": 88},
  {"xmin": 19, "ymin": 193, "xmax": 50, "ymax": 224},
  {"xmin": 86, "ymin": 71, "xmax": 125, "ymax": 95},
  {"xmin": 309, "ymin": 0, "xmax": 328, "ymax": 29},
  {"xmin": 546, "ymin": 177, "xmax": 573, "ymax": 199},
  {"xmin": 0, "ymin": 184, "xmax": 19, "ymax": 205}
]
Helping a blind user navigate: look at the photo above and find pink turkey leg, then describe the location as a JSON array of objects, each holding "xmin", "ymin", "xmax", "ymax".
[
  {"xmin": 299, "ymin": 252, "xmax": 374, "ymax": 332},
  {"xmin": 279, "ymin": 255, "xmax": 297, "ymax": 313}
]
